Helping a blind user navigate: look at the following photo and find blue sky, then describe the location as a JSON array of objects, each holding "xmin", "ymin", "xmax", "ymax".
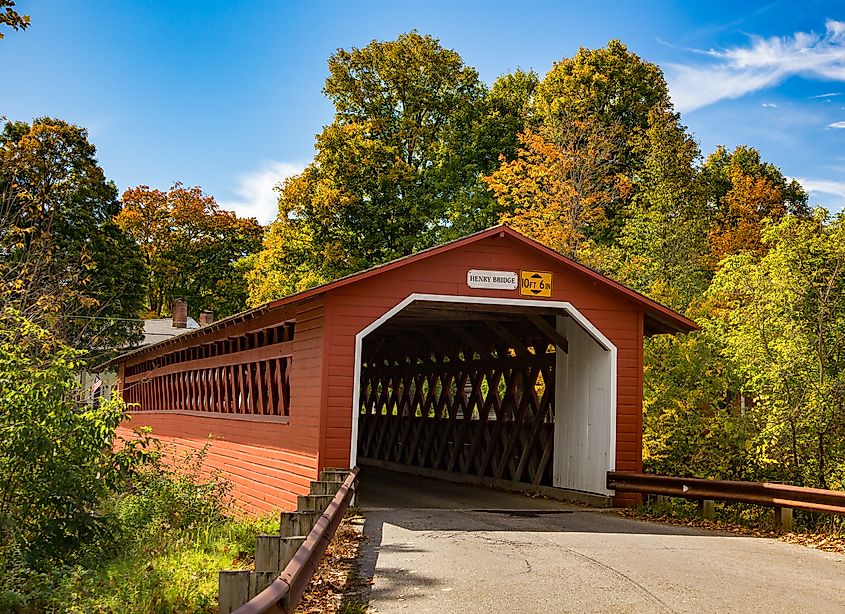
[{"xmin": 2, "ymin": 1, "xmax": 844, "ymax": 222}]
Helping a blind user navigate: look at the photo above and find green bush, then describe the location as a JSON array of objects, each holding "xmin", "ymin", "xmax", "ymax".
[
  {"xmin": 0, "ymin": 309, "xmax": 153, "ymax": 574},
  {"xmin": 0, "ymin": 310, "xmax": 274, "ymax": 612}
]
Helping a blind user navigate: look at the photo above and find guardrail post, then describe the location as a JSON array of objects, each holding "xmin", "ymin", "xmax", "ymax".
[
  {"xmin": 698, "ymin": 499, "xmax": 715, "ymax": 520},
  {"xmin": 219, "ymin": 570, "xmax": 250, "ymax": 613},
  {"xmin": 773, "ymin": 506, "xmax": 793, "ymax": 531},
  {"xmin": 280, "ymin": 511, "xmax": 321, "ymax": 537}
]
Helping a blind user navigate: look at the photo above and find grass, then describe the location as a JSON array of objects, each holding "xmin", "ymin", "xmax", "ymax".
[
  {"xmin": 0, "ymin": 442, "xmax": 279, "ymax": 613},
  {"xmin": 70, "ymin": 518, "xmax": 276, "ymax": 613},
  {"xmin": 57, "ymin": 515, "xmax": 278, "ymax": 614}
]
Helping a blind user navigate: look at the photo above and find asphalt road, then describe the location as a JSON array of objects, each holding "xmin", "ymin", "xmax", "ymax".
[{"xmin": 356, "ymin": 467, "xmax": 845, "ymax": 613}]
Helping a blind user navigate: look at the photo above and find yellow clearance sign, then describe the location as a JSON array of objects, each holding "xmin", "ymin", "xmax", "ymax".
[{"xmin": 520, "ymin": 270, "xmax": 552, "ymax": 297}]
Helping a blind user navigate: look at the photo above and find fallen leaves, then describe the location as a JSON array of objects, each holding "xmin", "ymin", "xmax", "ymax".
[
  {"xmin": 623, "ymin": 508, "xmax": 845, "ymax": 554},
  {"xmin": 296, "ymin": 511, "xmax": 369, "ymax": 613}
]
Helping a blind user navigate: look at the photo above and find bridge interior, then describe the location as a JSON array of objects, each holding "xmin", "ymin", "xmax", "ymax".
[{"xmin": 356, "ymin": 299, "xmax": 580, "ymax": 493}]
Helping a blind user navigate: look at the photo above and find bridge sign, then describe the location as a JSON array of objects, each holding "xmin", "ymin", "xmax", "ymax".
[
  {"xmin": 520, "ymin": 270, "xmax": 552, "ymax": 297},
  {"xmin": 466, "ymin": 269, "xmax": 518, "ymax": 290}
]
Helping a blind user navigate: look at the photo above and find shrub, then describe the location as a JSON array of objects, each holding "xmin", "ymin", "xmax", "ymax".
[{"xmin": 0, "ymin": 309, "xmax": 153, "ymax": 568}]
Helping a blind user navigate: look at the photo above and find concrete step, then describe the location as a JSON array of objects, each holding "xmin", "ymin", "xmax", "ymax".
[
  {"xmin": 310, "ymin": 480, "xmax": 342, "ymax": 496},
  {"xmin": 296, "ymin": 493, "xmax": 335, "ymax": 512},
  {"xmin": 279, "ymin": 510, "xmax": 321, "ymax": 536}
]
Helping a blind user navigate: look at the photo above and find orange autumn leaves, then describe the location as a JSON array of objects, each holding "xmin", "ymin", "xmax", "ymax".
[
  {"xmin": 708, "ymin": 166, "xmax": 787, "ymax": 265},
  {"xmin": 485, "ymin": 129, "xmax": 801, "ymax": 271},
  {"xmin": 483, "ymin": 124, "xmax": 630, "ymax": 258},
  {"xmin": 115, "ymin": 184, "xmax": 263, "ymax": 318}
]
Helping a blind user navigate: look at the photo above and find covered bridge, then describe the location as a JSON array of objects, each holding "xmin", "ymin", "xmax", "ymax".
[{"xmin": 107, "ymin": 226, "xmax": 696, "ymax": 513}]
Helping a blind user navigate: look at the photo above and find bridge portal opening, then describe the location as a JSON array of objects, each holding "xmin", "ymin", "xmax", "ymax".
[{"xmin": 352, "ymin": 296, "xmax": 616, "ymax": 498}]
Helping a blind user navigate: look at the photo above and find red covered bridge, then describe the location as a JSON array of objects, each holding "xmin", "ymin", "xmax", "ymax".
[{"xmin": 107, "ymin": 225, "xmax": 695, "ymax": 513}]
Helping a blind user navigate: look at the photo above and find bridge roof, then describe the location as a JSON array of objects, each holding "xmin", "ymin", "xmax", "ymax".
[{"xmin": 100, "ymin": 225, "xmax": 697, "ymax": 370}]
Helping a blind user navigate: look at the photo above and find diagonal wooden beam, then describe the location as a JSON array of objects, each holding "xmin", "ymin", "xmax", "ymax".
[
  {"xmin": 528, "ymin": 315, "xmax": 569, "ymax": 354},
  {"xmin": 486, "ymin": 320, "xmax": 528, "ymax": 357}
]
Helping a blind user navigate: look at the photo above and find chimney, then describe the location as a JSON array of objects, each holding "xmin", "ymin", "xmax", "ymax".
[
  {"xmin": 172, "ymin": 298, "xmax": 188, "ymax": 329},
  {"xmin": 199, "ymin": 309, "xmax": 214, "ymax": 327}
]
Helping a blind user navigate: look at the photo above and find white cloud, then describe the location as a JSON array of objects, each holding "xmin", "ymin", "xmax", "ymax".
[
  {"xmin": 810, "ymin": 92, "xmax": 841, "ymax": 98},
  {"xmin": 802, "ymin": 178, "xmax": 845, "ymax": 197},
  {"xmin": 668, "ymin": 19, "xmax": 845, "ymax": 112},
  {"xmin": 220, "ymin": 161, "xmax": 305, "ymax": 224},
  {"xmin": 829, "ymin": 121, "xmax": 845, "ymax": 128},
  {"xmin": 762, "ymin": 102, "xmax": 778, "ymax": 108}
]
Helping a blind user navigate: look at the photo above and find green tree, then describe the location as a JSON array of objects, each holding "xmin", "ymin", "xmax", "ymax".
[
  {"xmin": 590, "ymin": 108, "xmax": 712, "ymax": 312},
  {"xmin": 444, "ymin": 68, "xmax": 539, "ymax": 237},
  {"xmin": 247, "ymin": 32, "xmax": 530, "ymax": 300},
  {"xmin": 642, "ymin": 331, "xmax": 752, "ymax": 479},
  {"xmin": 0, "ymin": 118, "xmax": 147, "ymax": 352},
  {"xmin": 704, "ymin": 211, "xmax": 845, "ymax": 488},
  {"xmin": 117, "ymin": 184, "xmax": 263, "ymax": 319},
  {"xmin": 533, "ymin": 40, "xmax": 675, "ymax": 238}
]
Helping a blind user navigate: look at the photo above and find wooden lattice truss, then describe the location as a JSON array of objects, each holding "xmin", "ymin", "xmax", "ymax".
[
  {"xmin": 123, "ymin": 321, "xmax": 294, "ymax": 418},
  {"xmin": 358, "ymin": 302, "xmax": 569, "ymax": 486}
]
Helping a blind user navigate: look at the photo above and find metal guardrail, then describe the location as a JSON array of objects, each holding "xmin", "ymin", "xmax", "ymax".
[
  {"xmin": 607, "ymin": 471, "xmax": 845, "ymax": 516},
  {"xmin": 234, "ymin": 466, "xmax": 360, "ymax": 614}
]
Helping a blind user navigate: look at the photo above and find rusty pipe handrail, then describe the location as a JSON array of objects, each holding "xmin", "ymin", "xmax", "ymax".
[
  {"xmin": 607, "ymin": 471, "xmax": 845, "ymax": 516},
  {"xmin": 234, "ymin": 466, "xmax": 360, "ymax": 614}
]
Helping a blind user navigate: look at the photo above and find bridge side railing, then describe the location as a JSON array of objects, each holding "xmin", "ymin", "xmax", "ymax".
[
  {"xmin": 233, "ymin": 466, "xmax": 360, "ymax": 614},
  {"xmin": 607, "ymin": 471, "xmax": 845, "ymax": 529}
]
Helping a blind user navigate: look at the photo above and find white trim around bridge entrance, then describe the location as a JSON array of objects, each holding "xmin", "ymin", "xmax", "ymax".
[{"xmin": 349, "ymin": 293, "xmax": 618, "ymax": 496}]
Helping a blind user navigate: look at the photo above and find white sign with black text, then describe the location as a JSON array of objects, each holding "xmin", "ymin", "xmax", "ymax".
[{"xmin": 466, "ymin": 269, "xmax": 518, "ymax": 290}]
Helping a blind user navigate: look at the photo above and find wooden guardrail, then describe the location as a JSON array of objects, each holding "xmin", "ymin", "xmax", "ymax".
[
  {"xmin": 607, "ymin": 471, "xmax": 845, "ymax": 529},
  {"xmin": 232, "ymin": 466, "xmax": 360, "ymax": 614}
]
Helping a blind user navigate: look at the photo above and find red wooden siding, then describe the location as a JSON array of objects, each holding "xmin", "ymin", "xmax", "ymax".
[
  {"xmin": 120, "ymin": 297, "xmax": 327, "ymax": 513},
  {"xmin": 321, "ymin": 234, "xmax": 645, "ymax": 505},
  {"xmin": 113, "ymin": 229, "xmax": 684, "ymax": 512}
]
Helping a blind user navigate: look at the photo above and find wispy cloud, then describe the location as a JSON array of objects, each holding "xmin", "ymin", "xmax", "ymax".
[
  {"xmin": 829, "ymin": 121, "xmax": 845, "ymax": 128},
  {"xmin": 810, "ymin": 92, "xmax": 842, "ymax": 98},
  {"xmin": 797, "ymin": 178, "xmax": 845, "ymax": 208},
  {"xmin": 762, "ymin": 102, "xmax": 778, "ymax": 108},
  {"xmin": 668, "ymin": 19, "xmax": 845, "ymax": 112},
  {"xmin": 220, "ymin": 161, "xmax": 305, "ymax": 224}
]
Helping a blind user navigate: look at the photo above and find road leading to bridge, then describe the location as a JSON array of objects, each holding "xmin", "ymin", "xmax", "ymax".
[{"xmin": 356, "ymin": 468, "xmax": 845, "ymax": 613}]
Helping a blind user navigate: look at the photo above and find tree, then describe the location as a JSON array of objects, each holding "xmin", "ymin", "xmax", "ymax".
[
  {"xmin": 116, "ymin": 184, "xmax": 263, "ymax": 318},
  {"xmin": 0, "ymin": 118, "xmax": 147, "ymax": 352},
  {"xmin": 702, "ymin": 146, "xmax": 809, "ymax": 265},
  {"xmin": 444, "ymin": 69, "xmax": 539, "ymax": 237},
  {"xmin": 0, "ymin": 1, "xmax": 28, "ymax": 39},
  {"xmin": 533, "ymin": 40, "xmax": 675, "ymax": 238},
  {"xmin": 704, "ymin": 211, "xmax": 845, "ymax": 488},
  {"xmin": 595, "ymin": 108, "xmax": 712, "ymax": 312},
  {"xmin": 642, "ymin": 331, "xmax": 752, "ymax": 480},
  {"xmin": 483, "ymin": 119, "xmax": 628, "ymax": 257},
  {"xmin": 247, "ymin": 32, "xmax": 529, "ymax": 300}
]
